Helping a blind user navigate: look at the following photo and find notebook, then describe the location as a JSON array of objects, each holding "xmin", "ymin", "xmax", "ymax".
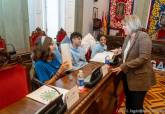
[
  {"xmin": 90, "ymin": 51, "xmax": 115, "ymax": 63},
  {"xmin": 26, "ymin": 85, "xmax": 68, "ymax": 104}
]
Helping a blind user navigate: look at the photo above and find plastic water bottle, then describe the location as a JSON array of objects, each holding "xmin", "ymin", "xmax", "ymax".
[
  {"xmin": 105, "ymin": 55, "xmax": 111, "ymax": 69},
  {"xmin": 105, "ymin": 56, "xmax": 110, "ymax": 64},
  {"xmin": 77, "ymin": 70, "xmax": 84, "ymax": 89}
]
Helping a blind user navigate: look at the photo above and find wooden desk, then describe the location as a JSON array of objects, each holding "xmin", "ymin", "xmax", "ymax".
[
  {"xmin": 152, "ymin": 40, "xmax": 165, "ymax": 59},
  {"xmin": 0, "ymin": 62, "xmax": 123, "ymax": 114},
  {"xmin": 107, "ymin": 36, "xmax": 124, "ymax": 50}
]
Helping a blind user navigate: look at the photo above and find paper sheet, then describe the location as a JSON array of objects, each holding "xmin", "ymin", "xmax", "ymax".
[
  {"xmin": 65, "ymin": 86, "xmax": 79, "ymax": 109},
  {"xmin": 81, "ymin": 33, "xmax": 96, "ymax": 53},
  {"xmin": 26, "ymin": 85, "xmax": 68, "ymax": 104},
  {"xmin": 60, "ymin": 43, "xmax": 73, "ymax": 70},
  {"xmin": 90, "ymin": 51, "xmax": 115, "ymax": 63}
]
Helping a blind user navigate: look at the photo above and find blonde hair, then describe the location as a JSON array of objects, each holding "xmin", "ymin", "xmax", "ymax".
[{"xmin": 122, "ymin": 15, "xmax": 142, "ymax": 33}]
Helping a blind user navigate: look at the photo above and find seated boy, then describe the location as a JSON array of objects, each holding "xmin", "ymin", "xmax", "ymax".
[
  {"xmin": 70, "ymin": 32, "xmax": 87, "ymax": 69},
  {"xmin": 91, "ymin": 34, "xmax": 107, "ymax": 58}
]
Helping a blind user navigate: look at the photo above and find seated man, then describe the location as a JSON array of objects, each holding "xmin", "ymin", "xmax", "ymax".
[{"xmin": 70, "ymin": 32, "xmax": 87, "ymax": 69}]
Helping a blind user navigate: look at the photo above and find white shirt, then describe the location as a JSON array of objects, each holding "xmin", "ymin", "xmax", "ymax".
[{"xmin": 123, "ymin": 39, "xmax": 131, "ymax": 63}]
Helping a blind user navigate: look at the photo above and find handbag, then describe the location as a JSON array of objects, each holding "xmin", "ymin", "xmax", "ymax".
[
  {"xmin": 93, "ymin": 7, "xmax": 101, "ymax": 30},
  {"xmin": 93, "ymin": 18, "xmax": 102, "ymax": 30}
]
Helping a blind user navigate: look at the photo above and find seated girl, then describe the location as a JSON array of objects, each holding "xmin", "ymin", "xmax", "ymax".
[
  {"xmin": 70, "ymin": 32, "xmax": 87, "ymax": 69},
  {"xmin": 32, "ymin": 36, "xmax": 69, "ymax": 85},
  {"xmin": 91, "ymin": 34, "xmax": 107, "ymax": 58}
]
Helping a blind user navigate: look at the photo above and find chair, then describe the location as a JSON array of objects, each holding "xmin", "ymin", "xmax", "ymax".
[
  {"xmin": 0, "ymin": 49, "xmax": 8, "ymax": 67},
  {"xmin": 0, "ymin": 64, "xmax": 29, "ymax": 109},
  {"xmin": 31, "ymin": 77, "xmax": 43, "ymax": 91},
  {"xmin": 29, "ymin": 27, "xmax": 46, "ymax": 49},
  {"xmin": 150, "ymin": 27, "xmax": 165, "ymax": 40},
  {"xmin": 157, "ymin": 27, "xmax": 165, "ymax": 39},
  {"xmin": 0, "ymin": 36, "xmax": 6, "ymax": 49},
  {"xmin": 0, "ymin": 36, "xmax": 9, "ymax": 66},
  {"xmin": 56, "ymin": 28, "xmax": 67, "ymax": 45},
  {"xmin": 0, "ymin": 36, "xmax": 17, "ymax": 66},
  {"xmin": 85, "ymin": 47, "xmax": 92, "ymax": 62},
  {"xmin": 29, "ymin": 65, "xmax": 42, "ymax": 91}
]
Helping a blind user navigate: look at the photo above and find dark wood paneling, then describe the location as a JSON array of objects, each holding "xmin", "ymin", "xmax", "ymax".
[
  {"xmin": 152, "ymin": 40, "xmax": 165, "ymax": 59},
  {"xmin": 0, "ymin": 62, "xmax": 123, "ymax": 114},
  {"xmin": 106, "ymin": 36, "xmax": 124, "ymax": 50}
]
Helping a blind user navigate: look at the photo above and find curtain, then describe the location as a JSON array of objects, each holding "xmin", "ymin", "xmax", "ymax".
[{"xmin": 0, "ymin": 0, "xmax": 29, "ymax": 49}]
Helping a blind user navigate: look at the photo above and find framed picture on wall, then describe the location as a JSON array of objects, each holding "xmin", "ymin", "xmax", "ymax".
[
  {"xmin": 109, "ymin": 0, "xmax": 133, "ymax": 29},
  {"xmin": 116, "ymin": 2, "xmax": 125, "ymax": 19}
]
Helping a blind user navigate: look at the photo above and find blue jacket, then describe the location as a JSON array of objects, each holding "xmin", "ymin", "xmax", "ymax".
[
  {"xmin": 70, "ymin": 46, "xmax": 87, "ymax": 69},
  {"xmin": 91, "ymin": 43, "xmax": 107, "ymax": 58},
  {"xmin": 34, "ymin": 48, "xmax": 62, "ymax": 83}
]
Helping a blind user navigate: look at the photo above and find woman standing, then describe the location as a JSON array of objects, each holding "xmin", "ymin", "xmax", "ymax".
[{"xmin": 112, "ymin": 15, "xmax": 156, "ymax": 114}]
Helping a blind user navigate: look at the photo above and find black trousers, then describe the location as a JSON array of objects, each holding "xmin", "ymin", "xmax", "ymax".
[{"xmin": 121, "ymin": 72, "xmax": 147, "ymax": 114}]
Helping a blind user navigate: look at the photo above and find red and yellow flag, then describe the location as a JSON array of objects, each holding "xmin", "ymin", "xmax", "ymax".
[{"xmin": 102, "ymin": 12, "xmax": 108, "ymax": 35}]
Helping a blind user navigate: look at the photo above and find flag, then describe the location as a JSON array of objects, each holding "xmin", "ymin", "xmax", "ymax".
[{"xmin": 102, "ymin": 12, "xmax": 108, "ymax": 35}]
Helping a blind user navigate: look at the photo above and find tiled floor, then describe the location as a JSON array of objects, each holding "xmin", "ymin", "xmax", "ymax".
[{"xmin": 117, "ymin": 71, "xmax": 165, "ymax": 114}]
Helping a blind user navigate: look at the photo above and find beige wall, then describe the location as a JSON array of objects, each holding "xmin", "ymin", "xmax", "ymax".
[
  {"xmin": 76, "ymin": 0, "xmax": 109, "ymax": 36},
  {"xmin": 93, "ymin": 0, "xmax": 109, "ymax": 19},
  {"xmin": 80, "ymin": 0, "xmax": 151, "ymax": 35},
  {"xmin": 74, "ymin": 0, "xmax": 83, "ymax": 33},
  {"xmin": 0, "ymin": 0, "xmax": 29, "ymax": 50},
  {"xmin": 0, "ymin": 0, "xmax": 151, "ymax": 49}
]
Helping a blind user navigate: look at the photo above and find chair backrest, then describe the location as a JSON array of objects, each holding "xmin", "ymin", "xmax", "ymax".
[
  {"xmin": 30, "ymin": 65, "xmax": 43, "ymax": 91},
  {"xmin": 85, "ymin": 48, "xmax": 92, "ymax": 62},
  {"xmin": 0, "ymin": 36, "xmax": 6, "ymax": 49},
  {"xmin": 150, "ymin": 27, "xmax": 165, "ymax": 40},
  {"xmin": 56, "ymin": 28, "xmax": 67, "ymax": 43},
  {"xmin": 0, "ymin": 64, "xmax": 28, "ymax": 109},
  {"xmin": 157, "ymin": 28, "xmax": 165, "ymax": 39},
  {"xmin": 29, "ymin": 27, "xmax": 46, "ymax": 49}
]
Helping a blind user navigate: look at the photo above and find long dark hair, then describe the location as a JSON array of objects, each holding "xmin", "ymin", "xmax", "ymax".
[
  {"xmin": 96, "ymin": 34, "xmax": 107, "ymax": 41},
  {"xmin": 32, "ymin": 36, "xmax": 54, "ymax": 62}
]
